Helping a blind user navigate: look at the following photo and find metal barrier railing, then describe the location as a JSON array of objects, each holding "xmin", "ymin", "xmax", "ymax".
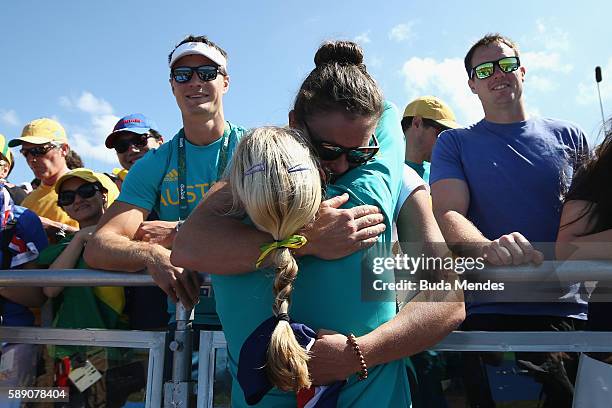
[
  {"xmin": 2, "ymin": 262, "xmax": 612, "ymax": 407},
  {"xmin": 0, "ymin": 269, "xmax": 175, "ymax": 408},
  {"xmin": 0, "ymin": 326, "xmax": 166, "ymax": 408}
]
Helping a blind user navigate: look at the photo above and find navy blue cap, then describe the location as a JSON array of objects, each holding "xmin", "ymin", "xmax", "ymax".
[{"xmin": 237, "ymin": 316, "xmax": 343, "ymax": 406}]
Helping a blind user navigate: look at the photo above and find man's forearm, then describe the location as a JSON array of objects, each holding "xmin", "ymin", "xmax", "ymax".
[
  {"xmin": 84, "ymin": 231, "xmax": 156, "ymax": 272},
  {"xmin": 437, "ymin": 211, "xmax": 489, "ymax": 257},
  {"xmin": 172, "ymin": 210, "xmax": 270, "ymax": 275},
  {"xmin": 358, "ymin": 298, "xmax": 465, "ymax": 368}
]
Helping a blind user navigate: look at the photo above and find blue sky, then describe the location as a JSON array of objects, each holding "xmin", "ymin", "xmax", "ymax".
[{"xmin": 2, "ymin": 0, "xmax": 611, "ymax": 184}]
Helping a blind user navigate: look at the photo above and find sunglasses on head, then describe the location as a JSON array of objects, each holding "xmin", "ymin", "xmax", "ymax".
[
  {"xmin": 114, "ymin": 134, "xmax": 150, "ymax": 154},
  {"xmin": 171, "ymin": 65, "xmax": 224, "ymax": 83},
  {"xmin": 20, "ymin": 143, "xmax": 60, "ymax": 158},
  {"xmin": 58, "ymin": 182, "xmax": 102, "ymax": 207},
  {"xmin": 304, "ymin": 122, "xmax": 379, "ymax": 165},
  {"xmin": 471, "ymin": 56, "xmax": 520, "ymax": 80}
]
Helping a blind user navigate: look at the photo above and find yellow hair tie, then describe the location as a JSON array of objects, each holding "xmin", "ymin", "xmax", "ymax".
[
  {"xmin": 112, "ymin": 168, "xmax": 129, "ymax": 181},
  {"xmin": 255, "ymin": 235, "xmax": 307, "ymax": 268}
]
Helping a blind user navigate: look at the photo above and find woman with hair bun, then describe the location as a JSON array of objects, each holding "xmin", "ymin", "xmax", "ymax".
[{"xmin": 174, "ymin": 40, "xmax": 463, "ymax": 407}]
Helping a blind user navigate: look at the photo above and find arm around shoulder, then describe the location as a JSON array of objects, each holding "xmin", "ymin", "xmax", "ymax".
[{"xmin": 171, "ymin": 181, "xmax": 271, "ymax": 275}]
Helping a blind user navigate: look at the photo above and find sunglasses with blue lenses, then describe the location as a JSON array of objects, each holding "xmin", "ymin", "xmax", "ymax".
[
  {"xmin": 471, "ymin": 56, "xmax": 521, "ymax": 80},
  {"xmin": 58, "ymin": 182, "xmax": 102, "ymax": 206},
  {"xmin": 171, "ymin": 65, "xmax": 224, "ymax": 83}
]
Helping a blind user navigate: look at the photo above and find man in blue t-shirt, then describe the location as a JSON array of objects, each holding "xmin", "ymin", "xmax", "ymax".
[
  {"xmin": 0, "ymin": 185, "xmax": 48, "ymax": 407},
  {"xmin": 430, "ymin": 33, "xmax": 589, "ymax": 407}
]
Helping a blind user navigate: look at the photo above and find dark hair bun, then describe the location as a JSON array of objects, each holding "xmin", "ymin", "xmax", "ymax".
[{"xmin": 314, "ymin": 41, "xmax": 364, "ymax": 67}]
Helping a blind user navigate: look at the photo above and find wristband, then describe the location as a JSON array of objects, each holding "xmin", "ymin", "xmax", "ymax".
[{"xmin": 347, "ymin": 333, "xmax": 368, "ymax": 381}]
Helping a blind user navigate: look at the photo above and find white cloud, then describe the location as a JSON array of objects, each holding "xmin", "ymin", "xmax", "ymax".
[
  {"xmin": 389, "ymin": 23, "xmax": 415, "ymax": 43},
  {"xmin": 534, "ymin": 18, "xmax": 570, "ymax": 51},
  {"xmin": 528, "ymin": 75, "xmax": 558, "ymax": 92},
  {"xmin": 0, "ymin": 109, "xmax": 19, "ymax": 127},
  {"xmin": 576, "ymin": 57, "xmax": 612, "ymax": 105},
  {"xmin": 76, "ymin": 92, "xmax": 114, "ymax": 115},
  {"xmin": 58, "ymin": 96, "xmax": 72, "ymax": 109},
  {"xmin": 354, "ymin": 31, "xmax": 371, "ymax": 45},
  {"xmin": 400, "ymin": 57, "xmax": 483, "ymax": 125},
  {"xmin": 59, "ymin": 91, "xmax": 119, "ymax": 164},
  {"xmin": 367, "ymin": 56, "xmax": 383, "ymax": 69},
  {"xmin": 522, "ymin": 51, "xmax": 572, "ymax": 74}
]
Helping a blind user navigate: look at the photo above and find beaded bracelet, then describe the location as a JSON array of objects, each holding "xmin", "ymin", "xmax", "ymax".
[{"xmin": 347, "ymin": 333, "xmax": 368, "ymax": 381}]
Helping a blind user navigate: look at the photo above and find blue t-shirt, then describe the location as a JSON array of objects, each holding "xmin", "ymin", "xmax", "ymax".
[
  {"xmin": 430, "ymin": 117, "xmax": 589, "ymax": 318},
  {"xmin": 213, "ymin": 102, "xmax": 410, "ymax": 407},
  {"xmin": 1, "ymin": 205, "xmax": 48, "ymax": 327},
  {"xmin": 118, "ymin": 121, "xmax": 246, "ymax": 326}
]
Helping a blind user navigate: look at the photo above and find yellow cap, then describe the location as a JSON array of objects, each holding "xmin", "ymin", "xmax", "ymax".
[
  {"xmin": 55, "ymin": 168, "xmax": 119, "ymax": 205},
  {"xmin": 403, "ymin": 96, "xmax": 461, "ymax": 129},
  {"xmin": 0, "ymin": 134, "xmax": 13, "ymax": 167},
  {"xmin": 9, "ymin": 118, "xmax": 68, "ymax": 147}
]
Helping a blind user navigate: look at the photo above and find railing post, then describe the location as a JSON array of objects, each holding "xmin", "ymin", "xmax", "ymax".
[{"xmin": 164, "ymin": 302, "xmax": 194, "ymax": 407}]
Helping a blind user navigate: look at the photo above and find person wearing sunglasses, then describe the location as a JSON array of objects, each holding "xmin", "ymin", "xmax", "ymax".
[
  {"xmin": 36, "ymin": 168, "xmax": 131, "ymax": 406},
  {"xmin": 400, "ymin": 96, "xmax": 460, "ymax": 184},
  {"xmin": 85, "ymin": 35, "xmax": 247, "ymax": 331},
  {"xmin": 430, "ymin": 33, "xmax": 589, "ymax": 407},
  {"xmin": 9, "ymin": 118, "xmax": 79, "ymax": 240},
  {"xmin": 105, "ymin": 113, "xmax": 164, "ymax": 174},
  {"xmin": 174, "ymin": 40, "xmax": 463, "ymax": 407},
  {"xmin": 104, "ymin": 114, "xmax": 169, "ymax": 331}
]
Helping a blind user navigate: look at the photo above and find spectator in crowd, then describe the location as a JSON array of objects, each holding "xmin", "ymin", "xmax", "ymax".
[
  {"xmin": 0, "ymin": 185, "xmax": 48, "ymax": 408},
  {"xmin": 65, "ymin": 149, "xmax": 84, "ymax": 170},
  {"xmin": 557, "ymin": 123, "xmax": 612, "ymax": 349},
  {"xmin": 401, "ymin": 96, "xmax": 460, "ymax": 183},
  {"xmin": 35, "ymin": 168, "xmax": 137, "ymax": 407},
  {"xmin": 9, "ymin": 118, "xmax": 79, "ymax": 240},
  {"xmin": 104, "ymin": 113, "xmax": 169, "ymax": 330},
  {"xmin": 173, "ymin": 40, "xmax": 463, "ymax": 407},
  {"xmin": 430, "ymin": 33, "xmax": 589, "ymax": 407},
  {"xmin": 106, "ymin": 113, "xmax": 164, "ymax": 174},
  {"xmin": 84, "ymin": 35, "xmax": 247, "ymax": 331},
  {"xmin": 394, "ymin": 96, "xmax": 461, "ymax": 407},
  {"xmin": 0, "ymin": 133, "xmax": 27, "ymax": 204}
]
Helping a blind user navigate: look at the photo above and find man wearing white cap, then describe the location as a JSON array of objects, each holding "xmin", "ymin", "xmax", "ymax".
[{"xmin": 85, "ymin": 35, "xmax": 246, "ymax": 327}]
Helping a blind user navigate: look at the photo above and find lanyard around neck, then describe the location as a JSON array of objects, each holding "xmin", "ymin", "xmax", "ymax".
[{"xmin": 177, "ymin": 123, "xmax": 231, "ymax": 220}]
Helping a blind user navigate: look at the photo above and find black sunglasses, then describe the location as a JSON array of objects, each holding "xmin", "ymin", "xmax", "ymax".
[
  {"xmin": 114, "ymin": 134, "xmax": 151, "ymax": 154},
  {"xmin": 171, "ymin": 65, "xmax": 224, "ymax": 83},
  {"xmin": 304, "ymin": 122, "xmax": 379, "ymax": 165},
  {"xmin": 470, "ymin": 56, "xmax": 521, "ymax": 80},
  {"xmin": 58, "ymin": 182, "xmax": 102, "ymax": 207},
  {"xmin": 20, "ymin": 143, "xmax": 60, "ymax": 158}
]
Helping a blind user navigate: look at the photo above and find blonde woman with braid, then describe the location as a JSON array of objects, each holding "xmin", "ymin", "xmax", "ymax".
[{"xmin": 229, "ymin": 126, "xmax": 322, "ymax": 393}]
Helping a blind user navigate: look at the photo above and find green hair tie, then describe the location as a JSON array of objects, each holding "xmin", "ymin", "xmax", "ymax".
[{"xmin": 255, "ymin": 235, "xmax": 307, "ymax": 268}]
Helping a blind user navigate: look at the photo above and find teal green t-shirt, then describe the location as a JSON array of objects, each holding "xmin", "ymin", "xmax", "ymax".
[
  {"xmin": 213, "ymin": 103, "xmax": 410, "ymax": 407},
  {"xmin": 405, "ymin": 160, "xmax": 430, "ymax": 184},
  {"xmin": 118, "ymin": 121, "xmax": 246, "ymax": 326}
]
